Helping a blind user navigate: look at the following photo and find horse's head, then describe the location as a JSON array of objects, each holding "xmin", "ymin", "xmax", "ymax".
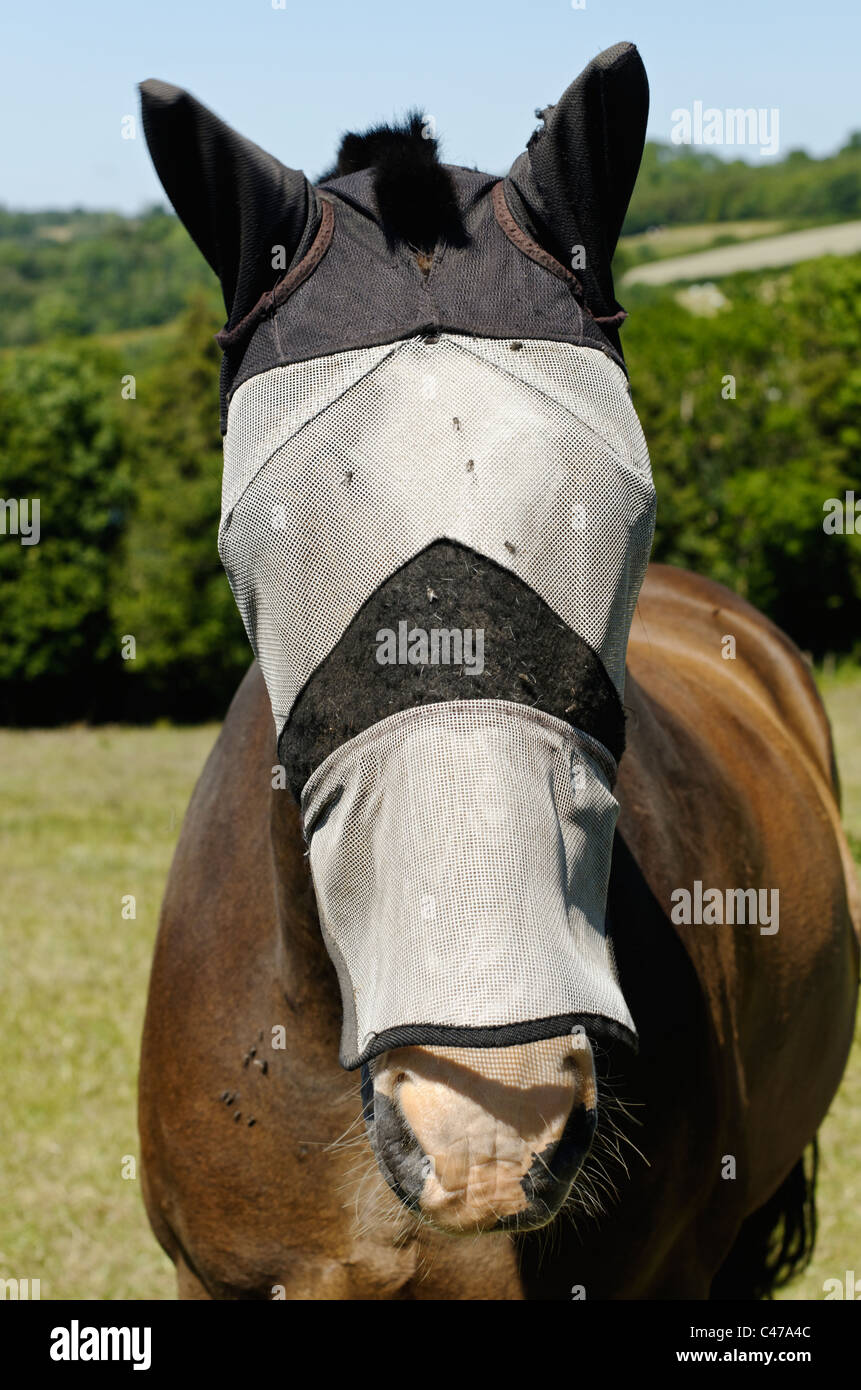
[{"xmin": 141, "ymin": 42, "xmax": 654, "ymax": 1234}]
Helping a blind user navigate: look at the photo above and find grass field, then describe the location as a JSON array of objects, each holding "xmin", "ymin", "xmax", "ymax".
[
  {"xmin": 1, "ymin": 672, "xmax": 859, "ymax": 1301},
  {"xmin": 0, "ymin": 723, "xmax": 217, "ymax": 1300}
]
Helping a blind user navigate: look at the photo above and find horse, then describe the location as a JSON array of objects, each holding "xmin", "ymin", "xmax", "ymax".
[{"xmin": 137, "ymin": 43, "xmax": 859, "ymax": 1299}]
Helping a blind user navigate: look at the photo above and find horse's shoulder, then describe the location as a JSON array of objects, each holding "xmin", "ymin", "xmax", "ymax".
[{"xmin": 632, "ymin": 564, "xmax": 835, "ymax": 792}]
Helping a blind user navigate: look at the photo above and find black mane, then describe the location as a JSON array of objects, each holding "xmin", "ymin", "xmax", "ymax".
[{"xmin": 319, "ymin": 111, "xmax": 468, "ymax": 253}]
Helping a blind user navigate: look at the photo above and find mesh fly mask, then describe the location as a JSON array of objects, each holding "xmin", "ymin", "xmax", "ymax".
[{"xmin": 140, "ymin": 40, "xmax": 654, "ymax": 1068}]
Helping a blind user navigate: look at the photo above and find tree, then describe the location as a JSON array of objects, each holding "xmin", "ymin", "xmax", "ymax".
[
  {"xmin": 111, "ymin": 293, "xmax": 249, "ymax": 718},
  {"xmin": 0, "ymin": 343, "xmax": 129, "ymax": 720}
]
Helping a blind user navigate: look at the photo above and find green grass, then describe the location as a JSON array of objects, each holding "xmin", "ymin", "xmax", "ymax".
[
  {"xmin": 775, "ymin": 666, "xmax": 861, "ymax": 1299},
  {"xmin": 1, "ymin": 673, "xmax": 859, "ymax": 1301},
  {"xmin": 0, "ymin": 724, "xmax": 219, "ymax": 1300}
]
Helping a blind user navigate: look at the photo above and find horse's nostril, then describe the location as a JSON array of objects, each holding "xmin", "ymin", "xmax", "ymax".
[
  {"xmin": 561, "ymin": 1051, "xmax": 584, "ymax": 1072},
  {"xmin": 367, "ymin": 1087, "xmax": 428, "ymax": 1211},
  {"xmin": 394, "ymin": 1073, "xmax": 407, "ymax": 1087}
]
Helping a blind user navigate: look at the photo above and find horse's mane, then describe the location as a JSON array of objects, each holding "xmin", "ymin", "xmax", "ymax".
[{"xmin": 318, "ymin": 111, "xmax": 469, "ymax": 254}]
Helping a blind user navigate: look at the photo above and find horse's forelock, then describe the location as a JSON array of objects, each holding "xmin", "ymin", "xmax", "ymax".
[{"xmin": 320, "ymin": 110, "xmax": 468, "ymax": 253}]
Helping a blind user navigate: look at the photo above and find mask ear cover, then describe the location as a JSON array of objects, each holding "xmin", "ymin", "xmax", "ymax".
[
  {"xmin": 504, "ymin": 41, "xmax": 649, "ymax": 344},
  {"xmin": 138, "ymin": 80, "xmax": 319, "ymax": 337}
]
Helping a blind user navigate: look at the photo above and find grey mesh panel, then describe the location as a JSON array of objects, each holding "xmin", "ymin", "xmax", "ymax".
[
  {"xmin": 219, "ymin": 333, "xmax": 655, "ymax": 735},
  {"xmin": 301, "ymin": 700, "xmax": 631, "ymax": 1069}
]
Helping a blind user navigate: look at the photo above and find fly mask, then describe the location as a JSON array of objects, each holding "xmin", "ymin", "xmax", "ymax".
[{"xmin": 140, "ymin": 41, "xmax": 654, "ymax": 1070}]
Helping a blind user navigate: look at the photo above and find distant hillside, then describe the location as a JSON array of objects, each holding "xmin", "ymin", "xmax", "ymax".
[
  {"xmin": 623, "ymin": 135, "xmax": 861, "ymax": 235},
  {"xmin": 0, "ymin": 205, "xmax": 220, "ymax": 348},
  {"xmin": 1, "ymin": 135, "xmax": 859, "ymax": 350}
]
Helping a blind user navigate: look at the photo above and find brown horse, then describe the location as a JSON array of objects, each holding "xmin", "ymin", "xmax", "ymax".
[
  {"xmin": 139, "ymin": 563, "xmax": 859, "ymax": 1299},
  {"xmin": 137, "ymin": 43, "xmax": 858, "ymax": 1297}
]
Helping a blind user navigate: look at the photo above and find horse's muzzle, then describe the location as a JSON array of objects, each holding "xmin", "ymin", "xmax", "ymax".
[{"xmin": 363, "ymin": 1038, "xmax": 598, "ymax": 1233}]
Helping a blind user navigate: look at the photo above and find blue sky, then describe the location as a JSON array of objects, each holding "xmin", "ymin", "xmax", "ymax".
[{"xmin": 2, "ymin": 0, "xmax": 859, "ymax": 212}]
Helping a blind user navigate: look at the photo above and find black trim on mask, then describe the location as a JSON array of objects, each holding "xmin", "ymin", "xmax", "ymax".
[
  {"xmin": 279, "ymin": 539, "xmax": 626, "ymax": 799},
  {"xmin": 342, "ymin": 1012, "xmax": 637, "ymax": 1071}
]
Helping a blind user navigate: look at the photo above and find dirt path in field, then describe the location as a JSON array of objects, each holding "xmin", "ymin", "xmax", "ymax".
[{"xmin": 623, "ymin": 220, "xmax": 861, "ymax": 285}]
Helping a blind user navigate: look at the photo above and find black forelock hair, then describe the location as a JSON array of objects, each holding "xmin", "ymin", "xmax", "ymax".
[{"xmin": 318, "ymin": 109, "xmax": 469, "ymax": 254}]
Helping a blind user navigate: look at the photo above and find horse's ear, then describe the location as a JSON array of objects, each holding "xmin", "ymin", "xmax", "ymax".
[
  {"xmin": 139, "ymin": 80, "xmax": 316, "ymax": 327},
  {"xmin": 505, "ymin": 42, "xmax": 648, "ymax": 321}
]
